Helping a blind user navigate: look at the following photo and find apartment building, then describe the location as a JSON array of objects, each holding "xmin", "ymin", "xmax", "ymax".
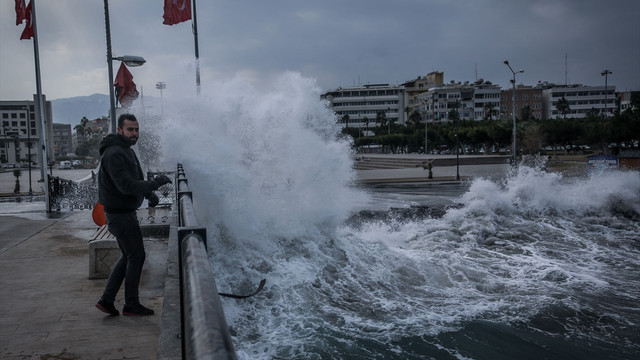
[
  {"xmin": 500, "ymin": 85, "xmax": 544, "ymax": 120},
  {"xmin": 617, "ymin": 91, "xmax": 639, "ymax": 113},
  {"xmin": 321, "ymin": 84, "xmax": 406, "ymax": 133},
  {"xmin": 542, "ymin": 84, "xmax": 616, "ymax": 119},
  {"xmin": 403, "ymin": 71, "xmax": 444, "ymax": 109},
  {"xmin": 411, "ymin": 80, "xmax": 501, "ymax": 122},
  {"xmin": 53, "ymin": 123, "xmax": 73, "ymax": 157},
  {"xmin": 0, "ymin": 96, "xmax": 55, "ymax": 166}
]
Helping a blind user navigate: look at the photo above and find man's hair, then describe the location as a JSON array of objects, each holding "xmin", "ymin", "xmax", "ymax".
[{"xmin": 117, "ymin": 113, "xmax": 138, "ymax": 129}]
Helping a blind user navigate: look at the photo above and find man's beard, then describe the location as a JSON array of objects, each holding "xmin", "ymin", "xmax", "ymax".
[{"xmin": 129, "ymin": 137, "xmax": 138, "ymax": 145}]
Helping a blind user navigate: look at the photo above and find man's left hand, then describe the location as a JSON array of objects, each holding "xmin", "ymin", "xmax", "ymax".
[{"xmin": 147, "ymin": 192, "xmax": 160, "ymax": 207}]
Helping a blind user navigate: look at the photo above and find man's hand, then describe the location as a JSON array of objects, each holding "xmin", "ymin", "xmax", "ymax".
[
  {"xmin": 147, "ymin": 192, "xmax": 159, "ymax": 207},
  {"xmin": 154, "ymin": 174, "xmax": 172, "ymax": 187}
]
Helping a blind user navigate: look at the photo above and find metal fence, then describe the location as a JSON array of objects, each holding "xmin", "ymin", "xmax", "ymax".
[
  {"xmin": 176, "ymin": 163, "xmax": 237, "ymax": 360},
  {"xmin": 48, "ymin": 176, "xmax": 95, "ymax": 211},
  {"xmin": 46, "ymin": 170, "xmax": 175, "ymax": 212}
]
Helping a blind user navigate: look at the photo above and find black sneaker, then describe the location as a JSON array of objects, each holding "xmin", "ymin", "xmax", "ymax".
[
  {"xmin": 122, "ymin": 303, "xmax": 154, "ymax": 316},
  {"xmin": 95, "ymin": 300, "xmax": 119, "ymax": 316}
]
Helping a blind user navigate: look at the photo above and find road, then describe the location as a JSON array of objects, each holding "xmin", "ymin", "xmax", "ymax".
[{"xmin": 0, "ymin": 167, "xmax": 96, "ymax": 195}]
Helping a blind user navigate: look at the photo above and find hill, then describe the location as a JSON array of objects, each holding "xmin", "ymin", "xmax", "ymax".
[{"xmin": 51, "ymin": 94, "xmax": 109, "ymax": 125}]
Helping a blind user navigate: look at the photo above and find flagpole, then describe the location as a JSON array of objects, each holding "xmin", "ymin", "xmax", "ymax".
[
  {"xmin": 192, "ymin": 0, "xmax": 200, "ymax": 95},
  {"xmin": 104, "ymin": 0, "xmax": 117, "ymax": 134},
  {"xmin": 29, "ymin": 0, "xmax": 51, "ymax": 212}
]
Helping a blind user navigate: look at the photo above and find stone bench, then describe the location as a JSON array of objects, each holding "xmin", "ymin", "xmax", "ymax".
[
  {"xmin": 88, "ymin": 216, "xmax": 172, "ymax": 279},
  {"xmin": 88, "ymin": 225, "xmax": 119, "ymax": 279}
]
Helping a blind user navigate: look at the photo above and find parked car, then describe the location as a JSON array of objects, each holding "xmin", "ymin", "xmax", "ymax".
[
  {"xmin": 72, "ymin": 160, "xmax": 83, "ymax": 168},
  {"xmin": 59, "ymin": 160, "xmax": 72, "ymax": 169}
]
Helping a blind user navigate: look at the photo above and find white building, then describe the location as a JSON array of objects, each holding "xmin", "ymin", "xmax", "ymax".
[
  {"xmin": 322, "ymin": 84, "xmax": 406, "ymax": 134},
  {"xmin": 542, "ymin": 84, "xmax": 616, "ymax": 119},
  {"xmin": 414, "ymin": 81, "xmax": 500, "ymax": 122},
  {"xmin": 0, "ymin": 96, "xmax": 55, "ymax": 168}
]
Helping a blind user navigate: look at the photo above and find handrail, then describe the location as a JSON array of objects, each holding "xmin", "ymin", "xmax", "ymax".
[{"xmin": 176, "ymin": 164, "xmax": 237, "ymax": 360}]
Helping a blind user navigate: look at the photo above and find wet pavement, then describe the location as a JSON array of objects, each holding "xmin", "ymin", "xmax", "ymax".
[{"xmin": 0, "ymin": 208, "xmax": 171, "ymax": 360}]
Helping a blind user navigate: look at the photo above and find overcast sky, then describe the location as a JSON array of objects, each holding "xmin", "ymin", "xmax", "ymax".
[{"xmin": 1, "ymin": 0, "xmax": 639, "ymax": 102}]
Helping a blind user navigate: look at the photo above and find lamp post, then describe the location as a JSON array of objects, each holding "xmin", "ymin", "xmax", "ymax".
[
  {"xmin": 601, "ymin": 70, "xmax": 612, "ymax": 117},
  {"xmin": 504, "ymin": 60, "xmax": 524, "ymax": 165},
  {"xmin": 1, "ymin": 120, "xmax": 7, "ymax": 164},
  {"xmin": 156, "ymin": 81, "xmax": 166, "ymax": 118},
  {"xmin": 455, "ymin": 100, "xmax": 460, "ymax": 181},
  {"xmin": 387, "ymin": 107, "xmax": 391, "ymax": 135},
  {"xmin": 424, "ymin": 100, "xmax": 428, "ymax": 154},
  {"xmin": 22, "ymin": 108, "xmax": 33, "ymax": 196},
  {"xmin": 104, "ymin": 0, "xmax": 146, "ymax": 134}
]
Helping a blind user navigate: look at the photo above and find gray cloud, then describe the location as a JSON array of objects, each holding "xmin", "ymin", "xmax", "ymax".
[{"xmin": 1, "ymin": 0, "xmax": 638, "ymax": 101}]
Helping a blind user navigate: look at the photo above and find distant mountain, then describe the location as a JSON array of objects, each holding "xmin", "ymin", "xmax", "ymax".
[
  {"xmin": 51, "ymin": 94, "xmax": 110, "ymax": 126},
  {"xmin": 50, "ymin": 93, "xmax": 160, "ymax": 127}
]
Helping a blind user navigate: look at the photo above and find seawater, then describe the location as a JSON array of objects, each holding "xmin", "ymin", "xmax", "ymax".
[{"xmin": 159, "ymin": 72, "xmax": 640, "ymax": 360}]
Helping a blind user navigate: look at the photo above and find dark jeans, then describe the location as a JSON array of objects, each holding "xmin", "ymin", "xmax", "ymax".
[{"xmin": 101, "ymin": 212, "xmax": 145, "ymax": 306}]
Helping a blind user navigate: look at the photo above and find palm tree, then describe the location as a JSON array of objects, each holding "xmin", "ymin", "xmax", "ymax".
[
  {"xmin": 483, "ymin": 102, "xmax": 496, "ymax": 120},
  {"xmin": 13, "ymin": 169, "xmax": 21, "ymax": 194},
  {"xmin": 519, "ymin": 105, "xmax": 534, "ymax": 122},
  {"xmin": 409, "ymin": 110, "xmax": 422, "ymax": 127},
  {"xmin": 341, "ymin": 114, "xmax": 350, "ymax": 129},
  {"xmin": 74, "ymin": 117, "xmax": 89, "ymax": 141},
  {"xmin": 555, "ymin": 96, "xmax": 571, "ymax": 120}
]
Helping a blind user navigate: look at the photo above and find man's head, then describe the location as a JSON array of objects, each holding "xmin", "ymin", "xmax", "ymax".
[{"xmin": 117, "ymin": 114, "xmax": 139, "ymax": 146}]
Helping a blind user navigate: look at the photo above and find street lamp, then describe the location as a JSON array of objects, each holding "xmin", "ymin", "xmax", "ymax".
[
  {"xmin": 156, "ymin": 81, "xmax": 166, "ymax": 118},
  {"xmin": 504, "ymin": 60, "xmax": 524, "ymax": 165},
  {"xmin": 601, "ymin": 70, "xmax": 612, "ymax": 117},
  {"xmin": 424, "ymin": 100, "xmax": 429, "ymax": 154},
  {"xmin": 104, "ymin": 0, "xmax": 146, "ymax": 133},
  {"xmin": 455, "ymin": 100, "xmax": 460, "ymax": 181},
  {"xmin": 22, "ymin": 107, "xmax": 33, "ymax": 196},
  {"xmin": 1, "ymin": 120, "xmax": 7, "ymax": 164}
]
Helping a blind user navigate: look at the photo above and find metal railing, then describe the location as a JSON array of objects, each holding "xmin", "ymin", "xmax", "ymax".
[{"xmin": 176, "ymin": 163, "xmax": 237, "ymax": 360}]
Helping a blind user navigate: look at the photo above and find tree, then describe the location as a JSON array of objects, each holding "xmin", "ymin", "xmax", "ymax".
[
  {"xmin": 555, "ymin": 96, "xmax": 570, "ymax": 120},
  {"xmin": 75, "ymin": 136, "xmax": 101, "ymax": 158},
  {"xmin": 74, "ymin": 117, "xmax": 89, "ymax": 142},
  {"xmin": 483, "ymin": 102, "xmax": 496, "ymax": 120},
  {"xmin": 13, "ymin": 169, "xmax": 21, "ymax": 194},
  {"xmin": 521, "ymin": 122, "xmax": 543, "ymax": 154},
  {"xmin": 375, "ymin": 110, "xmax": 387, "ymax": 131},
  {"xmin": 519, "ymin": 105, "xmax": 534, "ymax": 123},
  {"xmin": 341, "ymin": 114, "xmax": 350, "ymax": 129},
  {"xmin": 408, "ymin": 110, "xmax": 422, "ymax": 128}
]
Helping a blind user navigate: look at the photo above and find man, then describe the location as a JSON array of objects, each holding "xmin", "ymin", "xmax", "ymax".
[{"xmin": 95, "ymin": 113, "xmax": 171, "ymax": 316}]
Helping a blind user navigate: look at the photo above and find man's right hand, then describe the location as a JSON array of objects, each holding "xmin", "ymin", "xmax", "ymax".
[{"xmin": 153, "ymin": 175, "xmax": 172, "ymax": 187}]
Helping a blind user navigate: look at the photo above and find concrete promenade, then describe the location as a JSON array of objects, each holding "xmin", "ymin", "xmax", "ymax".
[
  {"xmin": 0, "ymin": 208, "xmax": 169, "ymax": 360},
  {"xmin": 354, "ymin": 154, "xmax": 511, "ymax": 183}
]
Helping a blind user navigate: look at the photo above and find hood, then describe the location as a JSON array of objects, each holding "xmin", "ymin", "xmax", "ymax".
[{"xmin": 99, "ymin": 134, "xmax": 130, "ymax": 155}]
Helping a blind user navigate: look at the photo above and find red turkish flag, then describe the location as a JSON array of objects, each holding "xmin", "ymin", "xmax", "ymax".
[
  {"xmin": 163, "ymin": 0, "xmax": 191, "ymax": 25},
  {"xmin": 114, "ymin": 63, "xmax": 139, "ymax": 108},
  {"xmin": 19, "ymin": 1, "xmax": 33, "ymax": 40},
  {"xmin": 15, "ymin": 0, "xmax": 27, "ymax": 25}
]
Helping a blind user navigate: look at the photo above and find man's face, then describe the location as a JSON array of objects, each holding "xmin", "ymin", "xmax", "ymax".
[{"xmin": 117, "ymin": 119, "xmax": 140, "ymax": 145}]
